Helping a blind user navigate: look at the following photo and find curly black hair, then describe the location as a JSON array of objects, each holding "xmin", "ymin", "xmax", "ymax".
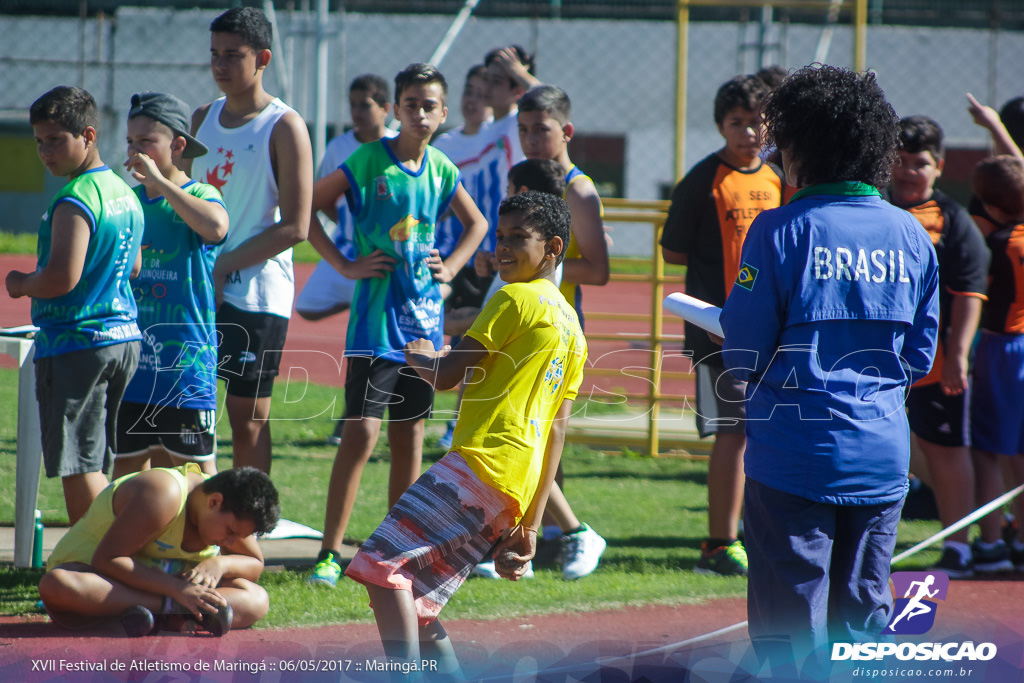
[
  {"xmin": 762, "ymin": 64, "xmax": 899, "ymax": 188},
  {"xmin": 498, "ymin": 191, "xmax": 571, "ymax": 264},
  {"xmin": 202, "ymin": 467, "xmax": 281, "ymax": 537}
]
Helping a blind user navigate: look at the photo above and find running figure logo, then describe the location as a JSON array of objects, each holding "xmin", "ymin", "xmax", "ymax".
[{"xmin": 886, "ymin": 571, "xmax": 949, "ymax": 635}]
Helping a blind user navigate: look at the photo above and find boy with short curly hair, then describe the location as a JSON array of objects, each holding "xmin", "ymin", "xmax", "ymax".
[{"xmin": 345, "ymin": 191, "xmax": 586, "ymax": 675}]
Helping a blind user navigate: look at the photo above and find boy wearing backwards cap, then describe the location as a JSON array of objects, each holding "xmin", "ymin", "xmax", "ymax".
[{"xmin": 112, "ymin": 92, "xmax": 229, "ymax": 478}]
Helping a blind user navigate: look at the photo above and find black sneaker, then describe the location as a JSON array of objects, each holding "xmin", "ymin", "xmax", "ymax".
[
  {"xmin": 931, "ymin": 546, "xmax": 973, "ymax": 579},
  {"xmin": 972, "ymin": 539, "xmax": 1014, "ymax": 573},
  {"xmin": 197, "ymin": 603, "xmax": 233, "ymax": 637},
  {"xmin": 120, "ymin": 605, "xmax": 156, "ymax": 637}
]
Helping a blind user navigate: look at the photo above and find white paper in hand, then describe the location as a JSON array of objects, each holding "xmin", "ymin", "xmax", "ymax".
[{"xmin": 663, "ymin": 292, "xmax": 723, "ymax": 338}]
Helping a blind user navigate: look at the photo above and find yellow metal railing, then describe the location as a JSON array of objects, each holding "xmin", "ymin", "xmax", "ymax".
[{"xmin": 564, "ymin": 198, "xmax": 709, "ymax": 457}]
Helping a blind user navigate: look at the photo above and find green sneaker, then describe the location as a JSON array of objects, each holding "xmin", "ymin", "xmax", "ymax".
[
  {"xmin": 695, "ymin": 540, "xmax": 748, "ymax": 577},
  {"xmin": 307, "ymin": 550, "xmax": 343, "ymax": 587}
]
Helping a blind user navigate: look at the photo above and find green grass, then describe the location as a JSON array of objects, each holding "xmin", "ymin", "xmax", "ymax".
[
  {"xmin": 0, "ymin": 365, "xmax": 948, "ymax": 630},
  {"xmin": 0, "ymin": 232, "xmax": 37, "ymax": 255},
  {"xmin": 610, "ymin": 255, "xmax": 686, "ymax": 278}
]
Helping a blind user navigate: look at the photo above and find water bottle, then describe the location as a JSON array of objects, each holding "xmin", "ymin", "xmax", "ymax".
[{"xmin": 32, "ymin": 509, "xmax": 44, "ymax": 569}]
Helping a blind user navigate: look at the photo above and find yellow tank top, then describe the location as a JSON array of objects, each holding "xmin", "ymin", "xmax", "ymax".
[{"xmin": 46, "ymin": 464, "xmax": 219, "ymax": 571}]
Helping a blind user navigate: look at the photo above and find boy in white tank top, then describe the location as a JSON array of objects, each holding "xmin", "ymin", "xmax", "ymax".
[{"xmin": 187, "ymin": 7, "xmax": 313, "ymax": 474}]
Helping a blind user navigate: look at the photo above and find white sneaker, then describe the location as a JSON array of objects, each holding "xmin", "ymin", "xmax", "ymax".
[
  {"xmin": 472, "ymin": 559, "xmax": 534, "ymax": 579},
  {"xmin": 560, "ymin": 524, "xmax": 607, "ymax": 580}
]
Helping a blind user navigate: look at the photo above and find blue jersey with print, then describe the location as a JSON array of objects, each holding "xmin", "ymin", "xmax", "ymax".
[
  {"xmin": 341, "ymin": 139, "xmax": 460, "ymax": 360},
  {"xmin": 31, "ymin": 166, "xmax": 144, "ymax": 358},
  {"xmin": 721, "ymin": 187, "xmax": 939, "ymax": 505},
  {"xmin": 123, "ymin": 181, "xmax": 224, "ymax": 410}
]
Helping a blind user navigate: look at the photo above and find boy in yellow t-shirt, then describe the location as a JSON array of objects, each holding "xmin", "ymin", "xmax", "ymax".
[{"xmin": 345, "ymin": 191, "xmax": 587, "ymax": 675}]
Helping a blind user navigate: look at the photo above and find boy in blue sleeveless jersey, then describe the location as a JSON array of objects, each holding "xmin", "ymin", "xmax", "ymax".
[
  {"xmin": 6, "ymin": 86, "xmax": 144, "ymax": 524},
  {"xmin": 113, "ymin": 92, "xmax": 229, "ymax": 479},
  {"xmin": 721, "ymin": 65, "xmax": 939, "ymax": 674},
  {"xmin": 306, "ymin": 63, "xmax": 487, "ymax": 587}
]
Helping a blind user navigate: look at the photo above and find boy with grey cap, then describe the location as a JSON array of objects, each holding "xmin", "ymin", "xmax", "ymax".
[{"xmin": 112, "ymin": 91, "xmax": 230, "ymax": 478}]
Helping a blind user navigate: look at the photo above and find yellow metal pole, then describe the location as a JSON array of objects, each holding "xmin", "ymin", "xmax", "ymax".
[
  {"xmin": 676, "ymin": 0, "xmax": 689, "ymax": 181},
  {"xmin": 648, "ymin": 217, "xmax": 667, "ymax": 456},
  {"xmin": 854, "ymin": 0, "xmax": 867, "ymax": 71}
]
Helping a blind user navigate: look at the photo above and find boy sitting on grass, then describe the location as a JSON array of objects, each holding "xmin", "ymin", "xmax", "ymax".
[
  {"xmin": 344, "ymin": 191, "xmax": 587, "ymax": 675},
  {"xmin": 39, "ymin": 465, "xmax": 279, "ymax": 637}
]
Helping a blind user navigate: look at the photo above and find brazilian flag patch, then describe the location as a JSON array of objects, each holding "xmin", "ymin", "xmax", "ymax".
[{"xmin": 736, "ymin": 263, "xmax": 758, "ymax": 291}]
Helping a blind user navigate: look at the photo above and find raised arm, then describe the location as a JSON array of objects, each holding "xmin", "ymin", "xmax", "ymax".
[
  {"xmin": 967, "ymin": 93, "xmax": 1024, "ymax": 162},
  {"xmin": 126, "ymin": 152, "xmax": 228, "ymax": 244},
  {"xmin": 493, "ymin": 47, "xmax": 542, "ymax": 92}
]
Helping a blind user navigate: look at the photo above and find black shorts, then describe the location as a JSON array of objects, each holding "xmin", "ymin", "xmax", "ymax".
[
  {"xmin": 216, "ymin": 303, "xmax": 289, "ymax": 399},
  {"xmin": 115, "ymin": 401, "xmax": 217, "ymax": 461},
  {"xmin": 343, "ymin": 356, "xmax": 434, "ymax": 421},
  {"xmin": 445, "ymin": 265, "xmax": 494, "ymax": 311},
  {"xmin": 907, "ymin": 382, "xmax": 968, "ymax": 448}
]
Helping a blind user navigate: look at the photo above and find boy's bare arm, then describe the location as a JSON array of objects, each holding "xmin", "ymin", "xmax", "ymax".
[
  {"xmin": 183, "ymin": 535, "xmax": 266, "ymax": 588},
  {"xmin": 308, "ymin": 170, "xmax": 397, "ymax": 280},
  {"xmin": 91, "ymin": 471, "xmax": 227, "ymax": 618},
  {"xmin": 493, "ymin": 398, "xmax": 573, "ymax": 579},
  {"xmin": 404, "ymin": 335, "xmax": 489, "ymax": 390},
  {"xmin": 184, "ymin": 104, "xmax": 212, "ymax": 177},
  {"xmin": 967, "ymin": 93, "xmax": 1024, "ymax": 161},
  {"xmin": 213, "ymin": 111, "xmax": 313, "ymax": 279},
  {"xmin": 562, "ymin": 177, "xmax": 610, "ymax": 286},
  {"xmin": 941, "ymin": 294, "xmax": 982, "ymax": 396},
  {"xmin": 493, "ymin": 47, "xmax": 541, "ymax": 91},
  {"xmin": 5, "ymin": 203, "xmax": 90, "ymax": 299},
  {"xmin": 308, "ymin": 211, "xmax": 396, "ymax": 280},
  {"xmin": 430, "ymin": 184, "xmax": 488, "ymax": 283},
  {"xmin": 661, "ymin": 246, "xmax": 688, "ymax": 266}
]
